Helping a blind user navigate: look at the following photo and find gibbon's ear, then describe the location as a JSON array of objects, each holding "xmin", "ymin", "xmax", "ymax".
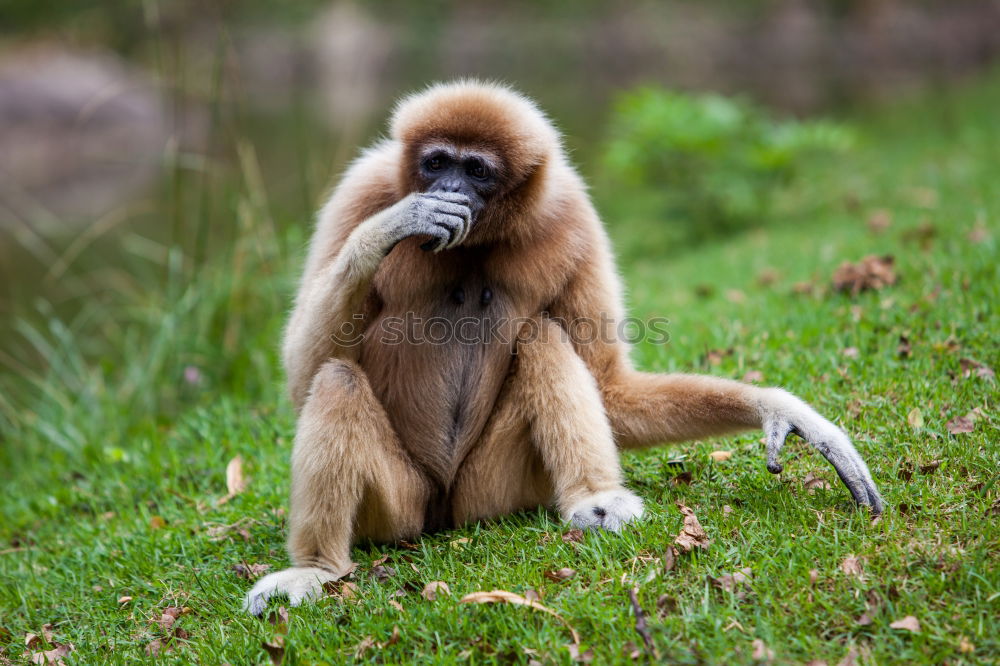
[{"xmin": 390, "ymin": 79, "xmax": 562, "ymax": 190}]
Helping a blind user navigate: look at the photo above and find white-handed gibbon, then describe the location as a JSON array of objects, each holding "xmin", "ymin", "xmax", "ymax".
[{"xmin": 244, "ymin": 80, "xmax": 883, "ymax": 614}]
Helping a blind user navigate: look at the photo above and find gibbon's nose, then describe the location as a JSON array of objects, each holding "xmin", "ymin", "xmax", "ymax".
[{"xmin": 435, "ymin": 177, "xmax": 464, "ymax": 193}]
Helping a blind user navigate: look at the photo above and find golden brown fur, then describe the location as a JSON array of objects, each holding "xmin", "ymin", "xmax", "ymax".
[{"xmin": 244, "ymin": 80, "xmax": 882, "ymax": 614}]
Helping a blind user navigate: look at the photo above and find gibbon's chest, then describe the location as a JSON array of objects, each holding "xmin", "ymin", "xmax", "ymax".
[{"xmin": 359, "ymin": 242, "xmax": 531, "ymax": 492}]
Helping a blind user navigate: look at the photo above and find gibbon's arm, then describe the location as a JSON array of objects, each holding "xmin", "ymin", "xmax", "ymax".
[
  {"xmin": 548, "ymin": 230, "xmax": 884, "ymax": 513},
  {"xmin": 282, "ymin": 189, "xmax": 473, "ymax": 409}
]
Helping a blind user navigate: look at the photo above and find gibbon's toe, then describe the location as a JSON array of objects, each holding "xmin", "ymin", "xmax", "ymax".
[
  {"xmin": 243, "ymin": 566, "xmax": 340, "ymax": 615},
  {"xmin": 569, "ymin": 489, "xmax": 644, "ymax": 532}
]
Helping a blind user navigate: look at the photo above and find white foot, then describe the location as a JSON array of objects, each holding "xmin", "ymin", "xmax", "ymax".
[
  {"xmin": 243, "ymin": 566, "xmax": 340, "ymax": 616},
  {"xmin": 567, "ymin": 489, "xmax": 644, "ymax": 532}
]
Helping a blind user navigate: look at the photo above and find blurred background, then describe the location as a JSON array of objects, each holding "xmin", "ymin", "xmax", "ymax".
[{"xmin": 1, "ymin": 0, "xmax": 999, "ymax": 442}]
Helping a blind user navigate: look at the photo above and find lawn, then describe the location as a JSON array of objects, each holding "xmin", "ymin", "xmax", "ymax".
[{"xmin": 1, "ymin": 73, "xmax": 998, "ymax": 664}]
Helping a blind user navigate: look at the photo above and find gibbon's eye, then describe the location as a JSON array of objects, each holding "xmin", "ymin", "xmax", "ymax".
[
  {"xmin": 466, "ymin": 158, "xmax": 488, "ymax": 181},
  {"xmin": 424, "ymin": 155, "xmax": 445, "ymax": 172}
]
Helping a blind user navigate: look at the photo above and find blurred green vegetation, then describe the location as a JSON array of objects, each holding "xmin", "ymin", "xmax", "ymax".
[{"xmin": 600, "ymin": 88, "xmax": 855, "ymax": 254}]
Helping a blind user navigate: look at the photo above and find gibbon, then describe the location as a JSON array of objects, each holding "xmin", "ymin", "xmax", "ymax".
[{"xmin": 244, "ymin": 80, "xmax": 883, "ymax": 614}]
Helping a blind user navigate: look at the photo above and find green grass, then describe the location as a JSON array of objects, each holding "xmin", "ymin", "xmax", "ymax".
[{"xmin": 1, "ymin": 73, "xmax": 998, "ymax": 665}]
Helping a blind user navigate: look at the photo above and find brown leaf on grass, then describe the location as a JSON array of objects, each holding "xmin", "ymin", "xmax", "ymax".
[
  {"xmin": 792, "ymin": 281, "xmax": 816, "ymax": 295},
  {"xmin": 705, "ymin": 348, "xmax": 733, "ymax": 366},
  {"xmin": 809, "ymin": 569, "xmax": 819, "ymax": 585},
  {"xmin": 840, "ymin": 555, "xmax": 863, "ymax": 579},
  {"xmin": 837, "ymin": 646, "xmax": 860, "ymax": 666},
  {"xmin": 217, "ymin": 456, "xmax": 247, "ymax": 505},
  {"xmin": 709, "ymin": 450, "xmax": 733, "ymax": 462},
  {"xmin": 673, "ymin": 503, "xmax": 710, "ymax": 552},
  {"xmin": 355, "ymin": 629, "xmax": 400, "ymax": 659},
  {"xmin": 751, "ymin": 638, "xmax": 774, "ymax": 662},
  {"xmin": 449, "ymin": 537, "xmax": 471, "ymax": 550},
  {"xmin": 958, "ymin": 636, "xmax": 976, "ymax": 653},
  {"xmin": 371, "ymin": 554, "xmax": 390, "ymax": 567},
  {"xmin": 566, "ymin": 644, "xmax": 595, "ymax": 663},
  {"xmin": 889, "ymin": 615, "xmax": 921, "ymax": 632},
  {"xmin": 840, "ymin": 346, "xmax": 859, "ymax": 359},
  {"xmin": 671, "ymin": 471, "xmax": 693, "ymax": 486},
  {"xmin": 959, "ymin": 358, "xmax": 995, "ymax": 380},
  {"xmin": 421, "ymin": 581, "xmax": 451, "ymax": 601},
  {"xmin": 712, "ymin": 568, "xmax": 752, "ymax": 599},
  {"xmin": 867, "ymin": 209, "xmax": 891, "ymax": 234},
  {"xmin": 144, "ymin": 640, "xmax": 163, "ymax": 658},
  {"xmin": 662, "ymin": 546, "xmax": 678, "ymax": 572},
  {"xmin": 897, "ymin": 335, "xmax": 912, "ymax": 358},
  {"xmin": 266, "ymin": 606, "xmax": 289, "ymax": 626},
  {"xmin": 805, "ymin": 661, "xmax": 828, "ymax": 666},
  {"xmin": 262, "ymin": 636, "xmax": 285, "ymax": 665},
  {"xmin": 802, "ymin": 473, "xmax": 831, "ymax": 493},
  {"xmin": 947, "ymin": 411, "xmax": 980, "ymax": 434},
  {"xmin": 523, "ymin": 588, "xmax": 541, "ymax": 602},
  {"xmin": 756, "ymin": 268, "xmax": 780, "ymax": 287},
  {"xmin": 656, "ymin": 595, "xmax": 678, "ymax": 618},
  {"xmin": 232, "ymin": 562, "xmax": 270, "ymax": 580},
  {"xmin": 832, "ymin": 255, "xmax": 897, "ymax": 295},
  {"xmin": 371, "ymin": 565, "xmax": 396, "ymax": 582},
  {"xmin": 919, "ymin": 460, "xmax": 941, "ymax": 475},
  {"xmin": 459, "ymin": 590, "xmax": 581, "ymax": 645},
  {"xmin": 856, "ymin": 589, "xmax": 882, "ymax": 626},
  {"xmin": 149, "ymin": 516, "xmax": 166, "ymax": 530},
  {"xmin": 741, "ymin": 370, "xmax": 764, "ymax": 383},
  {"xmin": 117, "ymin": 596, "xmax": 132, "ymax": 605},
  {"xmin": 897, "ymin": 461, "xmax": 914, "ymax": 481},
  {"xmin": 562, "ymin": 529, "xmax": 584, "ymax": 543},
  {"xmin": 544, "ymin": 568, "xmax": 576, "ymax": 582},
  {"xmin": 906, "ymin": 407, "xmax": 924, "ymax": 429}
]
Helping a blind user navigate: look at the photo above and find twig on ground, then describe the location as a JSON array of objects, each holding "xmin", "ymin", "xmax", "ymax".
[{"xmin": 628, "ymin": 587, "xmax": 658, "ymax": 659}]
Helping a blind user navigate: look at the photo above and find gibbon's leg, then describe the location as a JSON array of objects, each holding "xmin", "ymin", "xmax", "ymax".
[
  {"xmin": 602, "ymin": 372, "xmax": 884, "ymax": 512},
  {"xmin": 244, "ymin": 360, "xmax": 430, "ymax": 615},
  {"xmin": 453, "ymin": 319, "xmax": 643, "ymax": 531}
]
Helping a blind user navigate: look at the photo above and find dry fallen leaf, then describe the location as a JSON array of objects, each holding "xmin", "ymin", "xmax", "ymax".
[
  {"xmin": 388, "ymin": 600, "xmax": 404, "ymax": 612},
  {"xmin": 842, "ymin": 347, "xmax": 860, "ymax": 359},
  {"xmin": 867, "ymin": 209, "xmax": 891, "ymax": 233},
  {"xmin": 751, "ymin": 638, "xmax": 774, "ymax": 662},
  {"xmin": 673, "ymin": 503, "xmax": 710, "ymax": 552},
  {"xmin": 832, "ymin": 255, "xmax": 897, "ymax": 295},
  {"xmin": 218, "ymin": 456, "xmax": 248, "ymax": 505},
  {"xmin": 802, "ymin": 473, "xmax": 830, "ymax": 493},
  {"xmin": 889, "ymin": 615, "xmax": 921, "ymax": 632},
  {"xmin": 708, "ymin": 450, "xmax": 733, "ymax": 462},
  {"xmin": 566, "ymin": 643, "xmax": 595, "ymax": 663},
  {"xmin": 262, "ymin": 636, "xmax": 285, "ymax": 665},
  {"xmin": 958, "ymin": 636, "xmax": 975, "ymax": 653},
  {"xmin": 662, "ymin": 546, "xmax": 678, "ymax": 572},
  {"xmin": 117, "ymin": 596, "xmax": 132, "ymax": 605},
  {"xmin": 371, "ymin": 565, "xmax": 396, "ymax": 582},
  {"xmin": 838, "ymin": 645, "xmax": 860, "ymax": 666},
  {"xmin": 713, "ymin": 568, "xmax": 752, "ymax": 599},
  {"xmin": 421, "ymin": 581, "xmax": 451, "ymax": 601},
  {"xmin": 149, "ymin": 516, "xmax": 166, "ymax": 530},
  {"xmin": 30, "ymin": 642, "xmax": 74, "ymax": 665},
  {"xmin": 722, "ymin": 504, "xmax": 734, "ymax": 516},
  {"xmin": 907, "ymin": 407, "xmax": 924, "ymax": 429},
  {"xmin": 840, "ymin": 555, "xmax": 863, "ymax": 579},
  {"xmin": 544, "ymin": 568, "xmax": 576, "ymax": 582},
  {"xmin": 460, "ymin": 590, "xmax": 580, "ymax": 645},
  {"xmin": 959, "ymin": 358, "xmax": 995, "ymax": 380},
  {"xmin": 562, "ymin": 529, "xmax": 584, "ymax": 543},
  {"xmin": 449, "ymin": 537, "xmax": 471, "ymax": 550},
  {"xmin": 232, "ymin": 562, "xmax": 271, "ymax": 580}
]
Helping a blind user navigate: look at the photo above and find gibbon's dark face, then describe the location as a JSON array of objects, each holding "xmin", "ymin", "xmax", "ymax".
[{"xmin": 418, "ymin": 144, "xmax": 501, "ymax": 222}]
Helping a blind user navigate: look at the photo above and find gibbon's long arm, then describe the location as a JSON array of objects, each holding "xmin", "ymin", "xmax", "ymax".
[
  {"xmin": 550, "ymin": 229, "xmax": 885, "ymax": 514},
  {"xmin": 282, "ymin": 191, "xmax": 472, "ymax": 408}
]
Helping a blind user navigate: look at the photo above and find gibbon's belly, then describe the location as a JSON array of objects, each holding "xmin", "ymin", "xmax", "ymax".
[{"xmin": 358, "ymin": 282, "xmax": 518, "ymax": 491}]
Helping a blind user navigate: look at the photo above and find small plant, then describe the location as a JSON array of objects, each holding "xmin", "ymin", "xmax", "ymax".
[{"xmin": 601, "ymin": 88, "xmax": 855, "ymax": 250}]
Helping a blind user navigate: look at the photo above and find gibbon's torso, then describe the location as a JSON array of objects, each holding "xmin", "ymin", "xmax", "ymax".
[{"xmin": 360, "ymin": 236, "xmax": 541, "ymax": 492}]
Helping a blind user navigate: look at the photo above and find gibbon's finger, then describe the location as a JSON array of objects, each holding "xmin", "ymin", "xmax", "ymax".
[
  {"xmin": 810, "ymin": 433, "xmax": 885, "ymax": 514},
  {"xmin": 434, "ymin": 213, "xmax": 467, "ymax": 250},
  {"xmin": 417, "ymin": 222, "xmax": 450, "ymax": 252},
  {"xmin": 433, "ymin": 200, "xmax": 472, "ymax": 225},
  {"xmin": 424, "ymin": 191, "xmax": 470, "ymax": 206},
  {"xmin": 764, "ymin": 419, "xmax": 793, "ymax": 474}
]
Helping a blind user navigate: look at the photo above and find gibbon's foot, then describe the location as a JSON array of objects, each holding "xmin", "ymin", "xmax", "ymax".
[
  {"xmin": 243, "ymin": 566, "xmax": 341, "ymax": 616},
  {"xmin": 758, "ymin": 388, "xmax": 885, "ymax": 514},
  {"xmin": 567, "ymin": 489, "xmax": 644, "ymax": 532}
]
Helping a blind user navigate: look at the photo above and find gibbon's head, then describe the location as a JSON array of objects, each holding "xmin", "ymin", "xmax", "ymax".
[{"xmin": 390, "ymin": 80, "xmax": 562, "ymax": 229}]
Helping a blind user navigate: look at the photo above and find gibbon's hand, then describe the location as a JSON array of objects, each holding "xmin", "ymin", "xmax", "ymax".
[
  {"xmin": 375, "ymin": 192, "xmax": 471, "ymax": 254},
  {"xmin": 757, "ymin": 388, "xmax": 884, "ymax": 513}
]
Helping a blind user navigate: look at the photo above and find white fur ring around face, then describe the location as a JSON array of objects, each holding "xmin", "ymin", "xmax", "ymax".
[{"xmin": 567, "ymin": 489, "xmax": 645, "ymax": 532}]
